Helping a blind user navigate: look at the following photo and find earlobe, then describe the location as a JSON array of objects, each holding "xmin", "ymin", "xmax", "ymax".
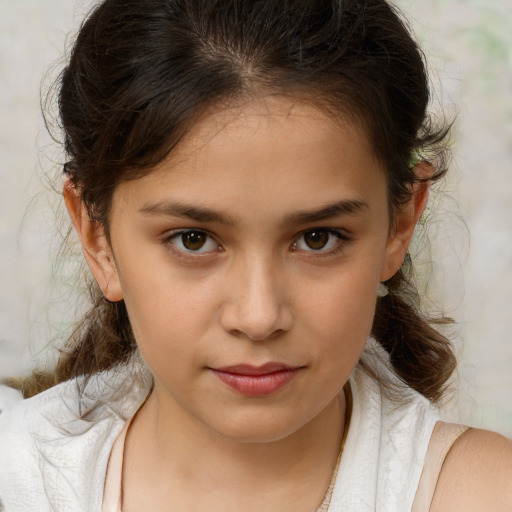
[
  {"xmin": 380, "ymin": 162, "xmax": 432, "ymax": 282},
  {"xmin": 63, "ymin": 177, "xmax": 123, "ymax": 302}
]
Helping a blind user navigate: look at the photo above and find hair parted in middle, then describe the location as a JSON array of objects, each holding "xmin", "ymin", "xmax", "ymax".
[{"xmin": 23, "ymin": 0, "xmax": 455, "ymax": 402}]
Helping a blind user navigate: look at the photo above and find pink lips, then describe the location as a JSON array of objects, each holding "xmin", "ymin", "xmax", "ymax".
[{"xmin": 210, "ymin": 363, "xmax": 301, "ymax": 397}]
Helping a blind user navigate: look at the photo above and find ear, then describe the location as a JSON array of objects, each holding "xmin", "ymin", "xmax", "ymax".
[
  {"xmin": 63, "ymin": 177, "xmax": 123, "ymax": 302},
  {"xmin": 380, "ymin": 162, "xmax": 432, "ymax": 282}
]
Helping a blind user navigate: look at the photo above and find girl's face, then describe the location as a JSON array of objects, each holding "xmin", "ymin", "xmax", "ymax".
[{"xmin": 81, "ymin": 98, "xmax": 416, "ymax": 443}]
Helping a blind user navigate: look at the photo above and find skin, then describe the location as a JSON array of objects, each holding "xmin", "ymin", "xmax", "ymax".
[
  {"xmin": 430, "ymin": 427, "xmax": 512, "ymax": 511},
  {"xmin": 64, "ymin": 97, "xmax": 512, "ymax": 511}
]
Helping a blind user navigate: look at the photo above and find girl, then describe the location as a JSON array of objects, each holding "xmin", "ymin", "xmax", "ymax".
[{"xmin": 0, "ymin": 0, "xmax": 511, "ymax": 510}]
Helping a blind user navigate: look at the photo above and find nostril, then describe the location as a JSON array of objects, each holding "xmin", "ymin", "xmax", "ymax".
[{"xmin": 220, "ymin": 303, "xmax": 293, "ymax": 341}]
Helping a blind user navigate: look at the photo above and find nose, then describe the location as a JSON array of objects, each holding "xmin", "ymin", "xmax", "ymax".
[{"xmin": 219, "ymin": 256, "xmax": 293, "ymax": 341}]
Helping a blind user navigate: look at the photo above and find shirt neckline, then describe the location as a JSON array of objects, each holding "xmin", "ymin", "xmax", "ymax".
[{"xmin": 102, "ymin": 384, "xmax": 352, "ymax": 512}]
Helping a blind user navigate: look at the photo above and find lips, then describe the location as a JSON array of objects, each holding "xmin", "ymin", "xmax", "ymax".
[{"xmin": 210, "ymin": 363, "xmax": 301, "ymax": 397}]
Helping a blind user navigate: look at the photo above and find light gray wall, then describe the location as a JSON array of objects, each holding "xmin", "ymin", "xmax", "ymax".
[{"xmin": 1, "ymin": 0, "xmax": 511, "ymax": 435}]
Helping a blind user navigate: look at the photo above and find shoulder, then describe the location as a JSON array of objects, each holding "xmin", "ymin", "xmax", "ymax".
[
  {"xmin": 0, "ymin": 382, "xmax": 73, "ymax": 511},
  {"xmin": 0, "ymin": 378, "xmax": 87, "ymax": 474},
  {"xmin": 0, "ymin": 381, "xmax": 65, "ymax": 437},
  {"xmin": 0, "ymin": 373, "xmax": 137, "ymax": 511},
  {"xmin": 0, "ymin": 376, "xmax": 86, "ymax": 432},
  {"xmin": 0, "ymin": 385, "xmax": 23, "ymax": 413},
  {"xmin": 0, "ymin": 367, "xmax": 144, "ymax": 449},
  {"xmin": 431, "ymin": 427, "xmax": 512, "ymax": 511},
  {"xmin": 348, "ymin": 347, "xmax": 441, "ymax": 509}
]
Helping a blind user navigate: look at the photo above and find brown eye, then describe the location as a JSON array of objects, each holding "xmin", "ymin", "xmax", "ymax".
[
  {"xmin": 182, "ymin": 231, "xmax": 207, "ymax": 251},
  {"xmin": 167, "ymin": 230, "xmax": 220, "ymax": 255},
  {"xmin": 303, "ymin": 230, "xmax": 329, "ymax": 250},
  {"xmin": 293, "ymin": 229, "xmax": 349, "ymax": 255}
]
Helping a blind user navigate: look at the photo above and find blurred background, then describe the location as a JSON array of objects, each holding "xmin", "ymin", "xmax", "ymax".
[{"xmin": 1, "ymin": 0, "xmax": 511, "ymax": 434}]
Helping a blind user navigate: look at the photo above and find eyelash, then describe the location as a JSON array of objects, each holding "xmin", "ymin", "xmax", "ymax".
[
  {"xmin": 163, "ymin": 229, "xmax": 222, "ymax": 256},
  {"xmin": 291, "ymin": 229, "xmax": 351, "ymax": 257},
  {"xmin": 162, "ymin": 228, "xmax": 351, "ymax": 258}
]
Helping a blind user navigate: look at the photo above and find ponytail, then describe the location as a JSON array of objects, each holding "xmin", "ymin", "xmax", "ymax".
[{"xmin": 371, "ymin": 264, "xmax": 456, "ymax": 403}]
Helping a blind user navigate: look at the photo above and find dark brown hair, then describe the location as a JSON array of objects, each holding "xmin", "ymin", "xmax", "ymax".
[{"xmin": 18, "ymin": 0, "xmax": 455, "ymax": 402}]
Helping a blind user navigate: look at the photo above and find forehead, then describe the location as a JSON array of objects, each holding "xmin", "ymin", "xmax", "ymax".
[
  {"xmin": 112, "ymin": 96, "xmax": 387, "ymax": 220},
  {"xmin": 170, "ymin": 96, "xmax": 375, "ymax": 169}
]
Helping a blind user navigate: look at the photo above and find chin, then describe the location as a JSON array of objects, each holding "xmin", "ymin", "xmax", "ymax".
[{"xmin": 206, "ymin": 411, "xmax": 308, "ymax": 444}]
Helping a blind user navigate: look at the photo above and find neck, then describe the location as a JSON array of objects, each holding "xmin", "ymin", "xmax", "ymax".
[{"xmin": 123, "ymin": 386, "xmax": 348, "ymax": 511}]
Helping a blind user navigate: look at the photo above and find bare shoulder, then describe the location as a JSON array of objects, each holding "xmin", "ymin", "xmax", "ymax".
[{"xmin": 430, "ymin": 427, "xmax": 512, "ymax": 511}]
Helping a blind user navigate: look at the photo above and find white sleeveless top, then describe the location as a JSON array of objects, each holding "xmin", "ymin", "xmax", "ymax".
[{"xmin": 0, "ymin": 340, "xmax": 450, "ymax": 511}]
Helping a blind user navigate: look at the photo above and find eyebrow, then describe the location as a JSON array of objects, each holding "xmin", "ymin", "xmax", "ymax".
[
  {"xmin": 139, "ymin": 198, "xmax": 368, "ymax": 226},
  {"xmin": 140, "ymin": 201, "xmax": 236, "ymax": 225},
  {"xmin": 284, "ymin": 199, "xmax": 369, "ymax": 225}
]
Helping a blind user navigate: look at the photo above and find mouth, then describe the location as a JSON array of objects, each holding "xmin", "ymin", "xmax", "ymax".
[{"xmin": 209, "ymin": 363, "xmax": 302, "ymax": 397}]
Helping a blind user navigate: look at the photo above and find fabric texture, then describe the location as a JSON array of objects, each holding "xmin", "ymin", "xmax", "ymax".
[
  {"xmin": 0, "ymin": 339, "xmax": 439, "ymax": 512},
  {"xmin": 0, "ymin": 357, "xmax": 151, "ymax": 512},
  {"xmin": 330, "ymin": 341, "xmax": 440, "ymax": 510}
]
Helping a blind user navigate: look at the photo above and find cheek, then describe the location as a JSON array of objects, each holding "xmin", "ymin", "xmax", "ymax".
[
  {"xmin": 125, "ymin": 299, "xmax": 205, "ymax": 393},
  {"xmin": 115, "ymin": 240, "xmax": 198, "ymax": 323},
  {"xmin": 298, "ymin": 261, "xmax": 380, "ymax": 362},
  {"xmin": 117, "ymin": 258, "xmax": 219, "ymax": 375},
  {"xmin": 122, "ymin": 286, "xmax": 200, "ymax": 351}
]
